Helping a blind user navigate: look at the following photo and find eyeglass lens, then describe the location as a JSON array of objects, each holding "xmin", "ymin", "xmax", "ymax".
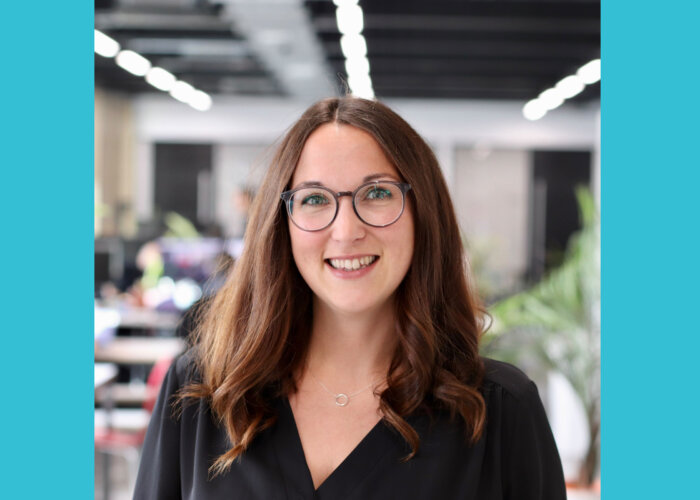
[{"xmin": 288, "ymin": 183, "xmax": 405, "ymax": 230}]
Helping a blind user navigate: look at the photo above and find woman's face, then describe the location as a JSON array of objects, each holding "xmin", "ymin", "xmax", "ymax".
[{"xmin": 288, "ymin": 123, "xmax": 415, "ymax": 318}]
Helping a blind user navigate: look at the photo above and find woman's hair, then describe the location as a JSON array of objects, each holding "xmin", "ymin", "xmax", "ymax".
[{"xmin": 181, "ymin": 97, "xmax": 487, "ymax": 475}]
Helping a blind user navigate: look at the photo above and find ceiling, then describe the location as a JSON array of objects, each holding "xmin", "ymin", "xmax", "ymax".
[{"xmin": 95, "ymin": 0, "xmax": 600, "ymax": 103}]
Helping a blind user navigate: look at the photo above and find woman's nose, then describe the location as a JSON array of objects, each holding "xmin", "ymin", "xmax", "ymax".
[{"xmin": 330, "ymin": 197, "xmax": 365, "ymax": 241}]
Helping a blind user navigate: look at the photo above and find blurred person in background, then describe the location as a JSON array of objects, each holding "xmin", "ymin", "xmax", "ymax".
[
  {"xmin": 134, "ymin": 97, "xmax": 566, "ymax": 499},
  {"xmin": 232, "ymin": 184, "xmax": 256, "ymax": 238}
]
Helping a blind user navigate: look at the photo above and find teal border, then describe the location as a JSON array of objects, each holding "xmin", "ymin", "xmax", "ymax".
[
  {"xmin": 4, "ymin": 0, "xmax": 700, "ymax": 498},
  {"xmin": 0, "ymin": 3, "xmax": 94, "ymax": 497},
  {"xmin": 602, "ymin": 0, "xmax": 699, "ymax": 498}
]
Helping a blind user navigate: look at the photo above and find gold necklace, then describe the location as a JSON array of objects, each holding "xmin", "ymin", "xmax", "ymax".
[{"xmin": 307, "ymin": 367, "xmax": 384, "ymax": 407}]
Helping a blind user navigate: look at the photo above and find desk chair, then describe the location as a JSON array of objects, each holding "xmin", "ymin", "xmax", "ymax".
[{"xmin": 95, "ymin": 356, "xmax": 172, "ymax": 498}]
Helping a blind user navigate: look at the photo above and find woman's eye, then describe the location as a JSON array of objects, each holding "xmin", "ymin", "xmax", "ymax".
[
  {"xmin": 301, "ymin": 194, "xmax": 329, "ymax": 205},
  {"xmin": 365, "ymin": 187, "xmax": 392, "ymax": 200}
]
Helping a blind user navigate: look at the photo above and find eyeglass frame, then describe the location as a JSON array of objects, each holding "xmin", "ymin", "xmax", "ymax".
[{"xmin": 280, "ymin": 180, "xmax": 412, "ymax": 232}]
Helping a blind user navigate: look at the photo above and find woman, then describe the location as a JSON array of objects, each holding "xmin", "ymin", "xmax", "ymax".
[{"xmin": 133, "ymin": 97, "xmax": 566, "ymax": 499}]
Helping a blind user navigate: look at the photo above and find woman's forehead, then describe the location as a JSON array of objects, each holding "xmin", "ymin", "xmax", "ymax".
[{"xmin": 291, "ymin": 123, "xmax": 398, "ymax": 188}]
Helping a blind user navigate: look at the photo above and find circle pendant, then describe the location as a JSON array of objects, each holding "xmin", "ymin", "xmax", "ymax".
[{"xmin": 335, "ymin": 393, "xmax": 349, "ymax": 407}]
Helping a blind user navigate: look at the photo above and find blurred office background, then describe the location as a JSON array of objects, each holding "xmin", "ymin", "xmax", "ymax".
[{"xmin": 94, "ymin": 1, "xmax": 600, "ymax": 498}]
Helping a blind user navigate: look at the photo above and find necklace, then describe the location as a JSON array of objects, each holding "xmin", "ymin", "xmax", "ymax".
[{"xmin": 307, "ymin": 367, "xmax": 384, "ymax": 407}]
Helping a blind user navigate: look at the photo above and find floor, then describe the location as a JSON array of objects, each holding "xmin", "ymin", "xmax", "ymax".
[{"xmin": 95, "ymin": 451, "xmax": 135, "ymax": 500}]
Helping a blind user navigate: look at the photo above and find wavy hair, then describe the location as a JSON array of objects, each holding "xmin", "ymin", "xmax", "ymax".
[{"xmin": 181, "ymin": 97, "xmax": 487, "ymax": 476}]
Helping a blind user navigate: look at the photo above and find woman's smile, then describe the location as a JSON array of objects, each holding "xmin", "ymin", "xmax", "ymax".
[{"xmin": 325, "ymin": 255, "xmax": 379, "ymax": 278}]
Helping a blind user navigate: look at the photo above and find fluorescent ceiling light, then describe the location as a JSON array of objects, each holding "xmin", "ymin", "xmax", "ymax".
[
  {"xmin": 145, "ymin": 67, "xmax": 177, "ymax": 91},
  {"xmin": 523, "ymin": 99, "xmax": 547, "ymax": 121},
  {"xmin": 348, "ymin": 72, "xmax": 371, "ymax": 89},
  {"xmin": 340, "ymin": 34, "xmax": 367, "ymax": 59},
  {"xmin": 538, "ymin": 88, "xmax": 564, "ymax": 111},
  {"xmin": 170, "ymin": 81, "xmax": 195, "ymax": 104},
  {"xmin": 188, "ymin": 90, "xmax": 212, "ymax": 112},
  {"xmin": 522, "ymin": 58, "xmax": 599, "ymax": 121},
  {"xmin": 353, "ymin": 87, "xmax": 375, "ymax": 100},
  {"xmin": 345, "ymin": 56, "xmax": 370, "ymax": 76},
  {"xmin": 95, "ymin": 30, "xmax": 120, "ymax": 58},
  {"xmin": 336, "ymin": 5, "xmax": 364, "ymax": 35},
  {"xmin": 333, "ymin": 0, "xmax": 359, "ymax": 6},
  {"xmin": 348, "ymin": 72, "xmax": 373, "ymax": 99},
  {"xmin": 115, "ymin": 50, "xmax": 151, "ymax": 77},
  {"xmin": 555, "ymin": 75, "xmax": 585, "ymax": 99},
  {"xmin": 577, "ymin": 59, "xmax": 601, "ymax": 84}
]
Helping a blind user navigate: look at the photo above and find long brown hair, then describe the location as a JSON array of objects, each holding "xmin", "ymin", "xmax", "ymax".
[{"xmin": 181, "ymin": 97, "xmax": 487, "ymax": 475}]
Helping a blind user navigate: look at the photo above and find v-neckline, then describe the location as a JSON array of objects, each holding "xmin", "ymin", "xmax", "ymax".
[{"xmin": 274, "ymin": 397, "xmax": 399, "ymax": 499}]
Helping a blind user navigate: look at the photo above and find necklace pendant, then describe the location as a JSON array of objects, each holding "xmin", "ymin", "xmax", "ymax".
[{"xmin": 335, "ymin": 393, "xmax": 349, "ymax": 407}]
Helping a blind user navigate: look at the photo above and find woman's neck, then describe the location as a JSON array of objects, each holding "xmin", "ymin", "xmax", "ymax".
[{"xmin": 303, "ymin": 298, "xmax": 398, "ymax": 389}]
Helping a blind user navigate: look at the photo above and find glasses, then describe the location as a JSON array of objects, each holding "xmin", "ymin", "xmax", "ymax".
[{"xmin": 281, "ymin": 180, "xmax": 412, "ymax": 232}]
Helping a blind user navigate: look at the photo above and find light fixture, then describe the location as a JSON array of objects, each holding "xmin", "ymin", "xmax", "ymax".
[
  {"xmin": 115, "ymin": 50, "xmax": 151, "ymax": 77},
  {"xmin": 348, "ymin": 72, "xmax": 371, "ymax": 89},
  {"xmin": 538, "ymin": 89, "xmax": 564, "ymax": 111},
  {"xmin": 523, "ymin": 57, "xmax": 600, "ymax": 120},
  {"xmin": 188, "ymin": 90, "xmax": 212, "ymax": 112},
  {"xmin": 335, "ymin": 2, "xmax": 374, "ymax": 99},
  {"xmin": 169, "ymin": 81, "xmax": 196, "ymax": 103},
  {"xmin": 523, "ymin": 100, "xmax": 547, "ymax": 121},
  {"xmin": 353, "ymin": 88, "xmax": 375, "ymax": 99},
  {"xmin": 577, "ymin": 59, "xmax": 601, "ymax": 85},
  {"xmin": 345, "ymin": 56, "xmax": 370, "ymax": 76},
  {"xmin": 101, "ymin": 40, "xmax": 212, "ymax": 110},
  {"xmin": 340, "ymin": 34, "xmax": 367, "ymax": 59},
  {"xmin": 555, "ymin": 75, "xmax": 585, "ymax": 99},
  {"xmin": 348, "ymin": 72, "xmax": 373, "ymax": 99},
  {"xmin": 145, "ymin": 67, "xmax": 176, "ymax": 91},
  {"xmin": 336, "ymin": 5, "xmax": 364, "ymax": 35},
  {"xmin": 94, "ymin": 30, "xmax": 120, "ymax": 58}
]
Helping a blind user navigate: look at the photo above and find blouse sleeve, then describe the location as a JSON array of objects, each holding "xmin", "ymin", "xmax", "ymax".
[
  {"xmin": 503, "ymin": 380, "xmax": 567, "ymax": 500},
  {"xmin": 133, "ymin": 359, "xmax": 183, "ymax": 500}
]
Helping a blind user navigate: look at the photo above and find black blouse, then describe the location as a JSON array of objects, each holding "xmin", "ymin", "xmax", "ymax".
[{"xmin": 133, "ymin": 354, "xmax": 566, "ymax": 500}]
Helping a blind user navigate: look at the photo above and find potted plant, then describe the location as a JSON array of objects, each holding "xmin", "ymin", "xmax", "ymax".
[{"xmin": 482, "ymin": 188, "xmax": 600, "ymax": 487}]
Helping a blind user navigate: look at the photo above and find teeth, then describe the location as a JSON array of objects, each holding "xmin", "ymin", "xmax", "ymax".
[{"xmin": 329, "ymin": 256, "xmax": 377, "ymax": 271}]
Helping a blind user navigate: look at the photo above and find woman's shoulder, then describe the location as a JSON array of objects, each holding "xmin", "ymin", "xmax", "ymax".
[
  {"xmin": 480, "ymin": 357, "xmax": 539, "ymax": 402},
  {"xmin": 169, "ymin": 346, "xmax": 202, "ymax": 386}
]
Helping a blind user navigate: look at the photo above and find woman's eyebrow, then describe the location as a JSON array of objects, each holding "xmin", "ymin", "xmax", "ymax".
[
  {"xmin": 292, "ymin": 174, "xmax": 399, "ymax": 190},
  {"xmin": 293, "ymin": 180, "xmax": 324, "ymax": 189},
  {"xmin": 363, "ymin": 173, "xmax": 400, "ymax": 182}
]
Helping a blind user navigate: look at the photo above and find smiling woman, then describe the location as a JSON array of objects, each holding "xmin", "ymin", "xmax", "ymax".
[{"xmin": 133, "ymin": 97, "xmax": 567, "ymax": 500}]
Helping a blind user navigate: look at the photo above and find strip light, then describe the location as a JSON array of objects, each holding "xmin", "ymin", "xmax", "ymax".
[
  {"xmin": 95, "ymin": 29, "xmax": 120, "ymax": 58},
  {"xmin": 334, "ymin": 1, "xmax": 374, "ymax": 99},
  {"xmin": 116, "ymin": 50, "xmax": 151, "ymax": 77},
  {"xmin": 146, "ymin": 67, "xmax": 177, "ymax": 92},
  {"xmin": 94, "ymin": 29, "xmax": 212, "ymax": 112},
  {"xmin": 523, "ymin": 58, "xmax": 600, "ymax": 121}
]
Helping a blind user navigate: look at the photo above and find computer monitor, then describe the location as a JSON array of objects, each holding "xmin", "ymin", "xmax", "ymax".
[
  {"xmin": 158, "ymin": 237, "xmax": 227, "ymax": 285},
  {"xmin": 94, "ymin": 238, "xmax": 124, "ymax": 293}
]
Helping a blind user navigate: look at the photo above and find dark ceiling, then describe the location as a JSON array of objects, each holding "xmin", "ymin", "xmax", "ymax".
[{"xmin": 95, "ymin": 0, "xmax": 600, "ymax": 102}]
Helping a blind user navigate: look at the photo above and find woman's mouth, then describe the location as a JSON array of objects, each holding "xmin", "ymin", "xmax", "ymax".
[{"xmin": 326, "ymin": 255, "xmax": 378, "ymax": 272}]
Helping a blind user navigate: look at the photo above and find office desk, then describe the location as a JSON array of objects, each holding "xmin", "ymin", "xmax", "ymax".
[
  {"xmin": 95, "ymin": 337, "xmax": 186, "ymax": 365},
  {"xmin": 95, "ymin": 363, "xmax": 118, "ymax": 389},
  {"xmin": 116, "ymin": 307, "xmax": 181, "ymax": 331}
]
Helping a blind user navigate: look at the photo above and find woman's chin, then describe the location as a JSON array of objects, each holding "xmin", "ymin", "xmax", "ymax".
[{"xmin": 314, "ymin": 292, "xmax": 395, "ymax": 318}]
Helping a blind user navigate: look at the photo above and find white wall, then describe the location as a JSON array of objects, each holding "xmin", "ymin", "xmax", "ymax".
[
  {"xmin": 454, "ymin": 149, "xmax": 531, "ymax": 295},
  {"xmin": 213, "ymin": 144, "xmax": 269, "ymax": 237},
  {"xmin": 133, "ymin": 94, "xmax": 599, "ymax": 148},
  {"xmin": 131, "ymin": 94, "xmax": 598, "ymax": 229}
]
